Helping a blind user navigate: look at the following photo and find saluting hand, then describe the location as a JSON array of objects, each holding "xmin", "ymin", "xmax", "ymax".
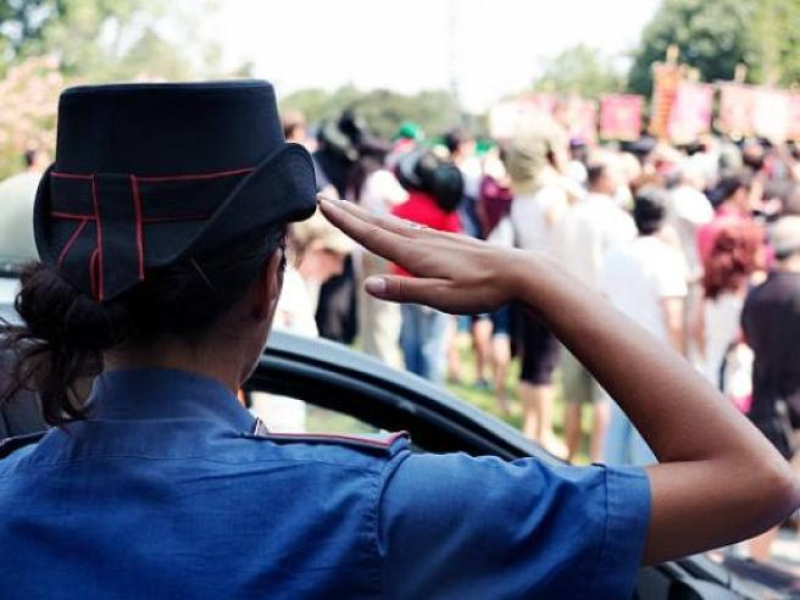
[{"xmin": 319, "ymin": 197, "xmax": 520, "ymax": 315}]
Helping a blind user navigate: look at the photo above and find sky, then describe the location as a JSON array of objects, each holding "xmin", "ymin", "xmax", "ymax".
[{"xmin": 203, "ymin": 0, "xmax": 662, "ymax": 111}]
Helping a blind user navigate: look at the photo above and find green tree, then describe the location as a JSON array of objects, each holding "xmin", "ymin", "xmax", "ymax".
[
  {"xmin": 629, "ymin": 0, "xmax": 755, "ymax": 94},
  {"xmin": 629, "ymin": 0, "xmax": 800, "ymax": 94},
  {"xmin": 533, "ymin": 44, "xmax": 625, "ymax": 98},
  {"xmin": 0, "ymin": 0, "xmax": 59, "ymax": 65},
  {"xmin": 0, "ymin": 0, "xmax": 221, "ymax": 80},
  {"xmin": 0, "ymin": 0, "xmax": 228, "ymax": 176},
  {"xmin": 748, "ymin": 0, "xmax": 800, "ymax": 86},
  {"xmin": 280, "ymin": 86, "xmax": 462, "ymax": 140}
]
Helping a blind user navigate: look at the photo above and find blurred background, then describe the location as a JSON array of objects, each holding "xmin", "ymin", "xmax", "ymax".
[{"xmin": 4, "ymin": 0, "xmax": 800, "ymax": 575}]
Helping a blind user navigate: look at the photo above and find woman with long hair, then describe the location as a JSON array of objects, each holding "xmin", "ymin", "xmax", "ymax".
[{"xmin": 696, "ymin": 221, "xmax": 764, "ymax": 388}]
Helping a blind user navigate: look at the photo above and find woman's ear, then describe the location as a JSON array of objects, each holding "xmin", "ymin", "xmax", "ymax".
[{"xmin": 251, "ymin": 250, "xmax": 284, "ymax": 321}]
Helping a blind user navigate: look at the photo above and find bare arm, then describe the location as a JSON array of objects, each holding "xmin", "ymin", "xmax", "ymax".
[
  {"xmin": 661, "ymin": 296, "xmax": 685, "ymax": 355},
  {"xmin": 319, "ymin": 197, "xmax": 800, "ymax": 565}
]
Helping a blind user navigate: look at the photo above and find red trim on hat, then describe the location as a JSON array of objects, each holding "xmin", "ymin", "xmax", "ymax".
[
  {"xmin": 135, "ymin": 168, "xmax": 255, "ymax": 183},
  {"xmin": 49, "ymin": 210, "xmax": 211, "ymax": 224},
  {"xmin": 129, "ymin": 175, "xmax": 145, "ymax": 281},
  {"xmin": 57, "ymin": 219, "xmax": 88, "ymax": 269},
  {"xmin": 89, "ymin": 248, "xmax": 100, "ymax": 300},
  {"xmin": 51, "ymin": 172, "xmax": 94, "ymax": 180},
  {"xmin": 91, "ymin": 175, "xmax": 105, "ymax": 301},
  {"xmin": 50, "ymin": 211, "xmax": 97, "ymax": 221},
  {"xmin": 51, "ymin": 167, "xmax": 254, "ymax": 183},
  {"xmin": 141, "ymin": 213, "xmax": 211, "ymax": 224}
]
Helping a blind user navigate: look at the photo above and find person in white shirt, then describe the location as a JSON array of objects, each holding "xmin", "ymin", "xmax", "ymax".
[
  {"xmin": 555, "ymin": 153, "xmax": 636, "ymax": 462},
  {"xmin": 668, "ymin": 163, "xmax": 714, "ymax": 363},
  {"xmin": 507, "ymin": 116, "xmax": 570, "ymax": 456},
  {"xmin": 600, "ymin": 187, "xmax": 688, "ymax": 465},
  {"xmin": 353, "ymin": 151, "xmax": 408, "ymax": 369}
]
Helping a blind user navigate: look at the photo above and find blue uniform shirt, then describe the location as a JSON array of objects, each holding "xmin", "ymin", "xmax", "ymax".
[{"xmin": 0, "ymin": 368, "xmax": 650, "ymax": 599}]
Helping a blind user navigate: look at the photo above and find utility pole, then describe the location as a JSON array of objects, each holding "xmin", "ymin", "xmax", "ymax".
[{"xmin": 446, "ymin": 0, "xmax": 463, "ymax": 125}]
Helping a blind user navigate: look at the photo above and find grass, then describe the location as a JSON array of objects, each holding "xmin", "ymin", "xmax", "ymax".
[{"xmin": 445, "ymin": 340, "xmax": 595, "ymax": 464}]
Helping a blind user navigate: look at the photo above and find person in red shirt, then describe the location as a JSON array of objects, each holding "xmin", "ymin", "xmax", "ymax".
[{"xmin": 392, "ymin": 149, "xmax": 463, "ymax": 381}]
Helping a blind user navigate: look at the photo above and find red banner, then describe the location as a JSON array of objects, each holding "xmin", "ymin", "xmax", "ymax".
[
  {"xmin": 788, "ymin": 94, "xmax": 800, "ymax": 141},
  {"xmin": 667, "ymin": 82, "xmax": 713, "ymax": 144},
  {"xmin": 600, "ymin": 94, "xmax": 643, "ymax": 141}
]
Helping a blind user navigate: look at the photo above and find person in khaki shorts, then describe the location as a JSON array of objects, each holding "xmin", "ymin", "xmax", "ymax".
[
  {"xmin": 560, "ymin": 349, "xmax": 611, "ymax": 462},
  {"xmin": 554, "ymin": 153, "xmax": 636, "ymax": 462}
]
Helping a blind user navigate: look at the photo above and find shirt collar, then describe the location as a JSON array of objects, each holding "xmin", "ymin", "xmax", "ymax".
[{"xmin": 87, "ymin": 368, "xmax": 255, "ymax": 432}]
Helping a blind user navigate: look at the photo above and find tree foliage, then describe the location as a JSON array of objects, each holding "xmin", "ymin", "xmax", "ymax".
[
  {"xmin": 0, "ymin": 0, "xmax": 227, "ymax": 177},
  {"xmin": 748, "ymin": 0, "xmax": 800, "ymax": 86},
  {"xmin": 629, "ymin": 0, "xmax": 800, "ymax": 94},
  {"xmin": 280, "ymin": 86, "xmax": 462, "ymax": 140},
  {"xmin": 533, "ymin": 44, "xmax": 625, "ymax": 99},
  {"xmin": 0, "ymin": 0, "xmax": 219, "ymax": 80}
]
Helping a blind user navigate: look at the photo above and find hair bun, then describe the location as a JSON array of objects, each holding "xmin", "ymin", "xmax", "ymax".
[{"xmin": 16, "ymin": 263, "xmax": 124, "ymax": 352}]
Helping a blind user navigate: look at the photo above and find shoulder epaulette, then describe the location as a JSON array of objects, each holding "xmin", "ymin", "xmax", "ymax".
[
  {"xmin": 0, "ymin": 430, "xmax": 46, "ymax": 459},
  {"xmin": 245, "ymin": 423, "xmax": 409, "ymax": 454}
]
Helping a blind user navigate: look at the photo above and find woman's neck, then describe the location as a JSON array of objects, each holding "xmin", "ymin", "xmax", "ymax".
[{"xmin": 104, "ymin": 338, "xmax": 246, "ymax": 395}]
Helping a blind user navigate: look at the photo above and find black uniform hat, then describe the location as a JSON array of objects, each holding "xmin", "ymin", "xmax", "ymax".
[{"xmin": 33, "ymin": 80, "xmax": 317, "ymax": 302}]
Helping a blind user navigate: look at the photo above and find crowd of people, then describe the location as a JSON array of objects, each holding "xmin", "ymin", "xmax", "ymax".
[
  {"xmin": 4, "ymin": 101, "xmax": 798, "ymax": 562},
  {"xmin": 271, "ymin": 107, "xmax": 800, "ymax": 557}
]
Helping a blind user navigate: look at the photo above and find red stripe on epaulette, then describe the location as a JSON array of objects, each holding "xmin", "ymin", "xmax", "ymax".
[{"xmin": 260, "ymin": 431, "xmax": 409, "ymax": 450}]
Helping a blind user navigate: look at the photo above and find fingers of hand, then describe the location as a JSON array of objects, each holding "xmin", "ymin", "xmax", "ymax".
[
  {"xmin": 327, "ymin": 198, "xmax": 428, "ymax": 239},
  {"xmin": 319, "ymin": 198, "xmax": 413, "ymax": 264},
  {"xmin": 365, "ymin": 275, "xmax": 448, "ymax": 307},
  {"xmin": 366, "ymin": 275, "xmax": 502, "ymax": 315}
]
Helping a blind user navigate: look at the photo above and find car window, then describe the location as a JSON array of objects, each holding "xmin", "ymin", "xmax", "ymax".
[
  {"xmin": 0, "ymin": 277, "xmax": 19, "ymax": 324},
  {"xmin": 247, "ymin": 391, "xmax": 381, "ymax": 436}
]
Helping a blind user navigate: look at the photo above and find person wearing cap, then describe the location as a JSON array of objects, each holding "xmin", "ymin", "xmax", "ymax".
[
  {"xmin": 0, "ymin": 81, "xmax": 798, "ymax": 599},
  {"xmin": 252, "ymin": 212, "xmax": 352, "ymax": 432},
  {"xmin": 278, "ymin": 210, "xmax": 354, "ymax": 332},
  {"xmin": 506, "ymin": 115, "xmax": 570, "ymax": 455},
  {"xmin": 741, "ymin": 215, "xmax": 800, "ymax": 561}
]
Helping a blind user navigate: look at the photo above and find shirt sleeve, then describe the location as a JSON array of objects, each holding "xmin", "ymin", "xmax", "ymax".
[{"xmin": 378, "ymin": 452, "xmax": 650, "ymax": 599}]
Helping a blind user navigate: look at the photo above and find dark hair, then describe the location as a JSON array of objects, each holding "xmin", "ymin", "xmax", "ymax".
[
  {"xmin": 702, "ymin": 222, "xmax": 762, "ymax": 300},
  {"xmin": 633, "ymin": 186, "xmax": 667, "ymax": 236},
  {"xmin": 0, "ymin": 228, "xmax": 284, "ymax": 425},
  {"xmin": 711, "ymin": 172, "xmax": 751, "ymax": 207},
  {"xmin": 23, "ymin": 149, "xmax": 39, "ymax": 168},
  {"xmin": 416, "ymin": 152, "xmax": 464, "ymax": 213},
  {"xmin": 349, "ymin": 154, "xmax": 384, "ymax": 203},
  {"xmin": 443, "ymin": 128, "xmax": 472, "ymax": 155},
  {"xmin": 586, "ymin": 163, "xmax": 608, "ymax": 188}
]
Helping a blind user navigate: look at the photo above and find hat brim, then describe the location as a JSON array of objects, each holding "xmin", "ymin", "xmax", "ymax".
[{"xmin": 34, "ymin": 143, "xmax": 317, "ymax": 300}]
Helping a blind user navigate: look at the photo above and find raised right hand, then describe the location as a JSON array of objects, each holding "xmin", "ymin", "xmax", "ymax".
[{"xmin": 318, "ymin": 197, "xmax": 522, "ymax": 315}]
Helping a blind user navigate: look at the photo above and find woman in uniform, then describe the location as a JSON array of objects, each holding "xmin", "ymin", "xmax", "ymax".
[{"xmin": 0, "ymin": 81, "xmax": 797, "ymax": 599}]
